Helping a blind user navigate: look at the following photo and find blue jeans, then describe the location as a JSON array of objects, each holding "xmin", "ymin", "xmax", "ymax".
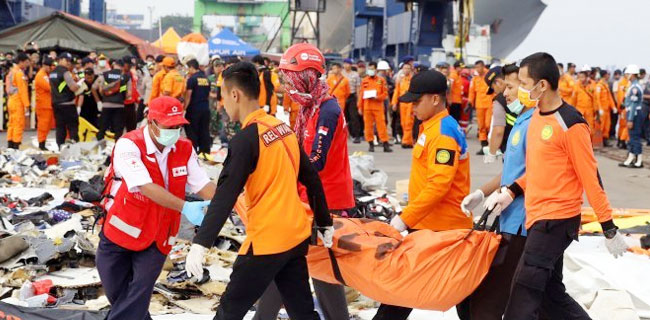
[{"xmin": 629, "ymin": 107, "xmax": 649, "ymax": 155}]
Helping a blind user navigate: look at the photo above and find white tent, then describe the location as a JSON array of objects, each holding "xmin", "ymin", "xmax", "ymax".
[{"xmin": 506, "ymin": 0, "xmax": 650, "ymax": 69}]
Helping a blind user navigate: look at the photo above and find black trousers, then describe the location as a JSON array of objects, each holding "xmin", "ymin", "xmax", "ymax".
[
  {"xmin": 136, "ymin": 100, "xmax": 147, "ymax": 124},
  {"xmin": 185, "ymin": 107, "xmax": 212, "ymax": 154},
  {"xmin": 470, "ymin": 233, "xmax": 527, "ymax": 320},
  {"xmin": 609, "ymin": 110, "xmax": 618, "ymax": 139},
  {"xmin": 53, "ymin": 103, "xmax": 79, "ymax": 146},
  {"xmin": 390, "ymin": 107, "xmax": 402, "ymax": 140},
  {"xmin": 98, "ymin": 107, "xmax": 125, "ymax": 141},
  {"xmin": 503, "ymin": 216, "xmax": 590, "ymax": 320},
  {"xmin": 124, "ymin": 103, "xmax": 137, "ymax": 132},
  {"xmin": 412, "ymin": 118, "xmax": 422, "ymax": 142},
  {"xmin": 344, "ymin": 93, "xmax": 363, "ymax": 139},
  {"xmin": 80, "ymin": 102, "xmax": 99, "ymax": 128},
  {"xmin": 214, "ymin": 239, "xmax": 319, "ymax": 320},
  {"xmin": 450, "ymin": 103, "xmax": 462, "ymax": 122}
]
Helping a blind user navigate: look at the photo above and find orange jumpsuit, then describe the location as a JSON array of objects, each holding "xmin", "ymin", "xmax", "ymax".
[
  {"xmin": 162, "ymin": 69, "xmax": 185, "ymax": 99},
  {"xmin": 392, "ymin": 74, "xmax": 414, "ymax": 146},
  {"xmin": 559, "ymin": 73, "xmax": 576, "ymax": 105},
  {"xmin": 595, "ymin": 79, "xmax": 615, "ymax": 139},
  {"xmin": 449, "ymin": 70, "xmax": 463, "ymax": 105},
  {"xmin": 282, "ymin": 94, "xmax": 300, "ymax": 129},
  {"xmin": 616, "ymin": 77, "xmax": 630, "ymax": 141},
  {"xmin": 468, "ymin": 74, "xmax": 494, "ymax": 141},
  {"xmin": 6, "ymin": 66, "xmax": 30, "ymax": 144},
  {"xmin": 326, "ymin": 74, "xmax": 350, "ymax": 111},
  {"xmin": 358, "ymin": 75, "xmax": 389, "ymax": 143},
  {"xmin": 258, "ymin": 70, "xmax": 281, "ymax": 114},
  {"xmin": 573, "ymin": 80, "xmax": 596, "ymax": 133},
  {"xmin": 35, "ymin": 68, "xmax": 54, "ymax": 143},
  {"xmin": 148, "ymin": 68, "xmax": 167, "ymax": 104}
]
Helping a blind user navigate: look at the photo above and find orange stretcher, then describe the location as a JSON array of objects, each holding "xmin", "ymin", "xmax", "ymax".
[{"xmin": 234, "ymin": 197, "xmax": 501, "ymax": 311}]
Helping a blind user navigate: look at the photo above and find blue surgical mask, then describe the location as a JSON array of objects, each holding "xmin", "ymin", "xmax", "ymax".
[
  {"xmin": 153, "ymin": 122, "xmax": 181, "ymax": 147},
  {"xmin": 507, "ymin": 99, "xmax": 525, "ymax": 115},
  {"xmin": 366, "ymin": 69, "xmax": 376, "ymax": 77}
]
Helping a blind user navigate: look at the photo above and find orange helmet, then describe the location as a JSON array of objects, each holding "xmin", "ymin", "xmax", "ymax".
[{"xmin": 279, "ymin": 43, "xmax": 325, "ymax": 74}]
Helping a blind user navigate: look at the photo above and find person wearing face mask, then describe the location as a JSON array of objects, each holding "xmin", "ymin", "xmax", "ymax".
[
  {"xmin": 460, "ymin": 62, "xmax": 536, "ymax": 319},
  {"xmin": 96, "ymin": 96, "xmax": 216, "ymax": 320},
  {"xmin": 358, "ymin": 61, "xmax": 393, "ymax": 152},
  {"xmin": 95, "ymin": 54, "xmax": 110, "ymax": 74},
  {"xmin": 485, "ymin": 52, "xmax": 627, "ymax": 320}
]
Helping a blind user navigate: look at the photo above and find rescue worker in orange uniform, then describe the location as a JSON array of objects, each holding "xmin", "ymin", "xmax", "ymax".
[
  {"xmin": 468, "ymin": 60, "xmax": 494, "ymax": 154},
  {"xmin": 392, "ymin": 63, "xmax": 415, "ymax": 148},
  {"xmin": 572, "ymin": 65, "xmax": 597, "ymax": 135},
  {"xmin": 616, "ymin": 68, "xmax": 631, "ymax": 148},
  {"xmin": 148, "ymin": 55, "xmax": 166, "ymax": 104},
  {"xmin": 595, "ymin": 70, "xmax": 616, "ymax": 147},
  {"xmin": 559, "ymin": 62, "xmax": 576, "ymax": 105},
  {"xmin": 184, "ymin": 61, "xmax": 333, "ymax": 320},
  {"xmin": 161, "ymin": 57, "xmax": 184, "ymax": 100},
  {"xmin": 375, "ymin": 70, "xmax": 472, "ymax": 320},
  {"xmin": 253, "ymin": 55, "xmax": 283, "ymax": 115},
  {"xmin": 448, "ymin": 61, "xmax": 464, "ymax": 121},
  {"xmin": 358, "ymin": 61, "xmax": 393, "ymax": 152},
  {"xmin": 326, "ymin": 62, "xmax": 350, "ymax": 111},
  {"xmin": 282, "ymin": 93, "xmax": 300, "ymax": 128},
  {"xmin": 6, "ymin": 53, "xmax": 31, "ymax": 149},
  {"xmin": 96, "ymin": 96, "xmax": 217, "ymax": 320},
  {"xmin": 35, "ymin": 57, "xmax": 56, "ymax": 150}
]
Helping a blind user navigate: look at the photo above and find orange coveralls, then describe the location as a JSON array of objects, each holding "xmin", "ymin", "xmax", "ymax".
[
  {"xmin": 6, "ymin": 66, "xmax": 30, "ymax": 144},
  {"xmin": 35, "ymin": 68, "xmax": 54, "ymax": 143},
  {"xmin": 358, "ymin": 75, "xmax": 389, "ymax": 143},
  {"xmin": 392, "ymin": 74, "xmax": 414, "ymax": 146},
  {"xmin": 468, "ymin": 75, "xmax": 494, "ymax": 142}
]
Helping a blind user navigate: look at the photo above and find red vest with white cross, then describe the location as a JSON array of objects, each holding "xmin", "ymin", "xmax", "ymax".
[{"xmin": 102, "ymin": 127, "xmax": 193, "ymax": 255}]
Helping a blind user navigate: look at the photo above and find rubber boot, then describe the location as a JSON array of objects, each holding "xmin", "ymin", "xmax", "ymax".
[
  {"xmin": 619, "ymin": 153, "xmax": 635, "ymax": 167},
  {"xmin": 39, "ymin": 142, "xmax": 47, "ymax": 151},
  {"xmin": 368, "ymin": 142, "xmax": 375, "ymax": 152},
  {"xmin": 633, "ymin": 154, "xmax": 644, "ymax": 168},
  {"xmin": 7, "ymin": 141, "xmax": 16, "ymax": 149},
  {"xmin": 353, "ymin": 136, "xmax": 361, "ymax": 144},
  {"xmin": 477, "ymin": 140, "xmax": 487, "ymax": 155},
  {"xmin": 602, "ymin": 138, "xmax": 611, "ymax": 147},
  {"xmin": 383, "ymin": 142, "xmax": 393, "ymax": 153}
]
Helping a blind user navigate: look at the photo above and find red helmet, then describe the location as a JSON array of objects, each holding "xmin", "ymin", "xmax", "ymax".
[{"xmin": 279, "ymin": 43, "xmax": 325, "ymax": 74}]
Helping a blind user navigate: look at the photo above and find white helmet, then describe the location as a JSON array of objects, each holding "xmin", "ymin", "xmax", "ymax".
[
  {"xmin": 625, "ymin": 64, "xmax": 640, "ymax": 74},
  {"xmin": 377, "ymin": 60, "xmax": 391, "ymax": 71},
  {"xmin": 580, "ymin": 64, "xmax": 591, "ymax": 73}
]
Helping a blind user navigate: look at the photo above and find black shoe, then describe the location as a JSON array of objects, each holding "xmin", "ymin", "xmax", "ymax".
[
  {"xmin": 401, "ymin": 144, "xmax": 413, "ymax": 149},
  {"xmin": 39, "ymin": 142, "xmax": 47, "ymax": 151},
  {"xmin": 7, "ymin": 141, "xmax": 17, "ymax": 149},
  {"xmin": 383, "ymin": 142, "xmax": 393, "ymax": 153},
  {"xmin": 353, "ymin": 137, "xmax": 361, "ymax": 144},
  {"xmin": 476, "ymin": 149, "xmax": 485, "ymax": 155},
  {"xmin": 602, "ymin": 139, "xmax": 611, "ymax": 147},
  {"xmin": 368, "ymin": 142, "xmax": 375, "ymax": 152},
  {"xmin": 620, "ymin": 141, "xmax": 627, "ymax": 150}
]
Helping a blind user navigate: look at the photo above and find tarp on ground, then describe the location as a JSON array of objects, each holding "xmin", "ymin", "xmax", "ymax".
[
  {"xmin": 0, "ymin": 11, "xmax": 163, "ymax": 59},
  {"xmin": 153, "ymin": 27, "xmax": 182, "ymax": 54},
  {"xmin": 208, "ymin": 28, "xmax": 260, "ymax": 58},
  {"xmin": 0, "ymin": 301, "xmax": 108, "ymax": 320}
]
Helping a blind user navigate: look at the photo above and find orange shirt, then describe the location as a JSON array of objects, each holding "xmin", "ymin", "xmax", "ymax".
[
  {"xmin": 161, "ymin": 69, "xmax": 184, "ymax": 99},
  {"xmin": 559, "ymin": 73, "xmax": 576, "ymax": 105},
  {"xmin": 468, "ymin": 74, "xmax": 493, "ymax": 109},
  {"xmin": 400, "ymin": 110, "xmax": 472, "ymax": 231},
  {"xmin": 149, "ymin": 68, "xmax": 167, "ymax": 104},
  {"xmin": 326, "ymin": 74, "xmax": 350, "ymax": 110},
  {"xmin": 449, "ymin": 70, "xmax": 463, "ymax": 104},
  {"xmin": 595, "ymin": 79, "xmax": 615, "ymax": 111},
  {"xmin": 616, "ymin": 76, "xmax": 630, "ymax": 108},
  {"xmin": 391, "ymin": 74, "xmax": 412, "ymax": 107},
  {"xmin": 282, "ymin": 94, "xmax": 300, "ymax": 128},
  {"xmin": 357, "ymin": 75, "xmax": 388, "ymax": 112},
  {"xmin": 573, "ymin": 80, "xmax": 596, "ymax": 113},
  {"xmin": 514, "ymin": 104, "xmax": 613, "ymax": 229},
  {"xmin": 34, "ymin": 68, "xmax": 52, "ymax": 110}
]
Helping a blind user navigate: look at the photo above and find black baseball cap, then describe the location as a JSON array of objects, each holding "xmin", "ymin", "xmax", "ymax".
[
  {"xmin": 398, "ymin": 70, "xmax": 448, "ymax": 103},
  {"xmin": 81, "ymin": 57, "xmax": 93, "ymax": 65},
  {"xmin": 58, "ymin": 52, "xmax": 72, "ymax": 61},
  {"xmin": 42, "ymin": 57, "xmax": 54, "ymax": 66},
  {"xmin": 484, "ymin": 66, "xmax": 503, "ymax": 94}
]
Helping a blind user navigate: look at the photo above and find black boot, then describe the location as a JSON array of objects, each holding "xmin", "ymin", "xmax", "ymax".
[
  {"xmin": 477, "ymin": 141, "xmax": 487, "ymax": 155},
  {"xmin": 7, "ymin": 141, "xmax": 15, "ymax": 149},
  {"xmin": 620, "ymin": 141, "xmax": 627, "ymax": 150},
  {"xmin": 353, "ymin": 136, "xmax": 361, "ymax": 144},
  {"xmin": 368, "ymin": 142, "xmax": 375, "ymax": 152},
  {"xmin": 383, "ymin": 142, "xmax": 393, "ymax": 153},
  {"xmin": 39, "ymin": 142, "xmax": 47, "ymax": 151},
  {"xmin": 602, "ymin": 139, "xmax": 610, "ymax": 147}
]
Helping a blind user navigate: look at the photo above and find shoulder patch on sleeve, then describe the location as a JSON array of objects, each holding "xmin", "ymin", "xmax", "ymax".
[
  {"xmin": 556, "ymin": 103, "xmax": 587, "ymax": 131},
  {"xmin": 435, "ymin": 148, "xmax": 455, "ymax": 166}
]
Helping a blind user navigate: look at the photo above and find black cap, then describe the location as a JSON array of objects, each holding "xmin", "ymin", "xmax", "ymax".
[
  {"xmin": 122, "ymin": 56, "xmax": 133, "ymax": 66},
  {"xmin": 81, "ymin": 57, "xmax": 93, "ymax": 65},
  {"xmin": 59, "ymin": 52, "xmax": 72, "ymax": 61},
  {"xmin": 113, "ymin": 58, "xmax": 124, "ymax": 66},
  {"xmin": 484, "ymin": 66, "xmax": 503, "ymax": 94},
  {"xmin": 42, "ymin": 57, "xmax": 54, "ymax": 66},
  {"xmin": 398, "ymin": 70, "xmax": 448, "ymax": 103}
]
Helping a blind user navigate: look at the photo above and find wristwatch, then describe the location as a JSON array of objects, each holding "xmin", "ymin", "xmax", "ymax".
[{"xmin": 603, "ymin": 226, "xmax": 619, "ymax": 239}]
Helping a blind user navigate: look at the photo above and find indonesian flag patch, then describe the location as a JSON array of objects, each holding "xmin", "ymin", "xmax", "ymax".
[{"xmin": 318, "ymin": 126, "xmax": 329, "ymax": 136}]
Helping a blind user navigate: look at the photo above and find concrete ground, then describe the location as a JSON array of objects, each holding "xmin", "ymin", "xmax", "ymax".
[{"xmin": 349, "ymin": 130, "xmax": 650, "ymax": 209}]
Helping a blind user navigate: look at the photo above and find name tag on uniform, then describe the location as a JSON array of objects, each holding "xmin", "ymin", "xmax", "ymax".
[
  {"xmin": 363, "ymin": 89, "xmax": 377, "ymax": 99},
  {"xmin": 417, "ymin": 133, "xmax": 426, "ymax": 147},
  {"xmin": 172, "ymin": 166, "xmax": 188, "ymax": 177}
]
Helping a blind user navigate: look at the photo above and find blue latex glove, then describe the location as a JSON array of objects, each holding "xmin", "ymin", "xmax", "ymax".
[{"xmin": 181, "ymin": 200, "xmax": 211, "ymax": 226}]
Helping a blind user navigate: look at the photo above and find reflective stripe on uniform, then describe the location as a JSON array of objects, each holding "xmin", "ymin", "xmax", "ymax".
[
  {"xmin": 58, "ymin": 81, "xmax": 67, "ymax": 93},
  {"xmin": 119, "ymin": 85, "xmax": 127, "ymax": 92},
  {"xmin": 108, "ymin": 215, "xmax": 142, "ymax": 238},
  {"xmin": 506, "ymin": 113, "xmax": 517, "ymax": 126}
]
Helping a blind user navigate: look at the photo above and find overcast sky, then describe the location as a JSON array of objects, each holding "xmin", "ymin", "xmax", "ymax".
[{"xmin": 81, "ymin": 0, "xmax": 194, "ymax": 28}]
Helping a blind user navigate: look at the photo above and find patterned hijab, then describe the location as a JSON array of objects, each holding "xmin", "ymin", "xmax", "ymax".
[{"xmin": 280, "ymin": 68, "xmax": 331, "ymax": 144}]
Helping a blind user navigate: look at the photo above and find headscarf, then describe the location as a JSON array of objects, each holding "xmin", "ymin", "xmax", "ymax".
[{"xmin": 280, "ymin": 68, "xmax": 331, "ymax": 144}]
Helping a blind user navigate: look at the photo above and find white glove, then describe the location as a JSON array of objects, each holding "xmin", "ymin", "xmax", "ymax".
[
  {"xmin": 612, "ymin": 107, "xmax": 618, "ymax": 114},
  {"xmin": 604, "ymin": 232, "xmax": 628, "ymax": 258},
  {"xmin": 74, "ymin": 81, "xmax": 87, "ymax": 96},
  {"xmin": 461, "ymin": 189, "xmax": 484, "ymax": 216},
  {"xmin": 483, "ymin": 147, "xmax": 502, "ymax": 164},
  {"xmin": 390, "ymin": 215, "xmax": 408, "ymax": 232},
  {"xmin": 97, "ymin": 101, "xmax": 103, "ymax": 111},
  {"xmin": 483, "ymin": 186, "xmax": 514, "ymax": 215},
  {"xmin": 598, "ymin": 109, "xmax": 604, "ymax": 116},
  {"xmin": 317, "ymin": 226, "xmax": 334, "ymax": 248},
  {"xmin": 263, "ymin": 105, "xmax": 270, "ymax": 113},
  {"xmin": 185, "ymin": 243, "xmax": 207, "ymax": 278}
]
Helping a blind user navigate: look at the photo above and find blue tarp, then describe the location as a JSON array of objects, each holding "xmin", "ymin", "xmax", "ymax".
[{"xmin": 208, "ymin": 28, "xmax": 260, "ymax": 57}]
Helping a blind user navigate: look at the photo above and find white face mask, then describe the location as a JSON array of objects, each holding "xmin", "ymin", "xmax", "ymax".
[
  {"xmin": 366, "ymin": 69, "xmax": 376, "ymax": 77},
  {"xmin": 507, "ymin": 99, "xmax": 525, "ymax": 115},
  {"xmin": 98, "ymin": 60, "xmax": 106, "ymax": 68},
  {"xmin": 153, "ymin": 122, "xmax": 181, "ymax": 147}
]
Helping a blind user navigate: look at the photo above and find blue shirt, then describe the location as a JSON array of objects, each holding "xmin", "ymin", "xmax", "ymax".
[{"xmin": 499, "ymin": 107, "xmax": 534, "ymax": 236}]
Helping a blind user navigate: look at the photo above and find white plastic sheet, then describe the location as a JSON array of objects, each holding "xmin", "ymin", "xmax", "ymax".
[{"xmin": 349, "ymin": 155, "xmax": 388, "ymax": 191}]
